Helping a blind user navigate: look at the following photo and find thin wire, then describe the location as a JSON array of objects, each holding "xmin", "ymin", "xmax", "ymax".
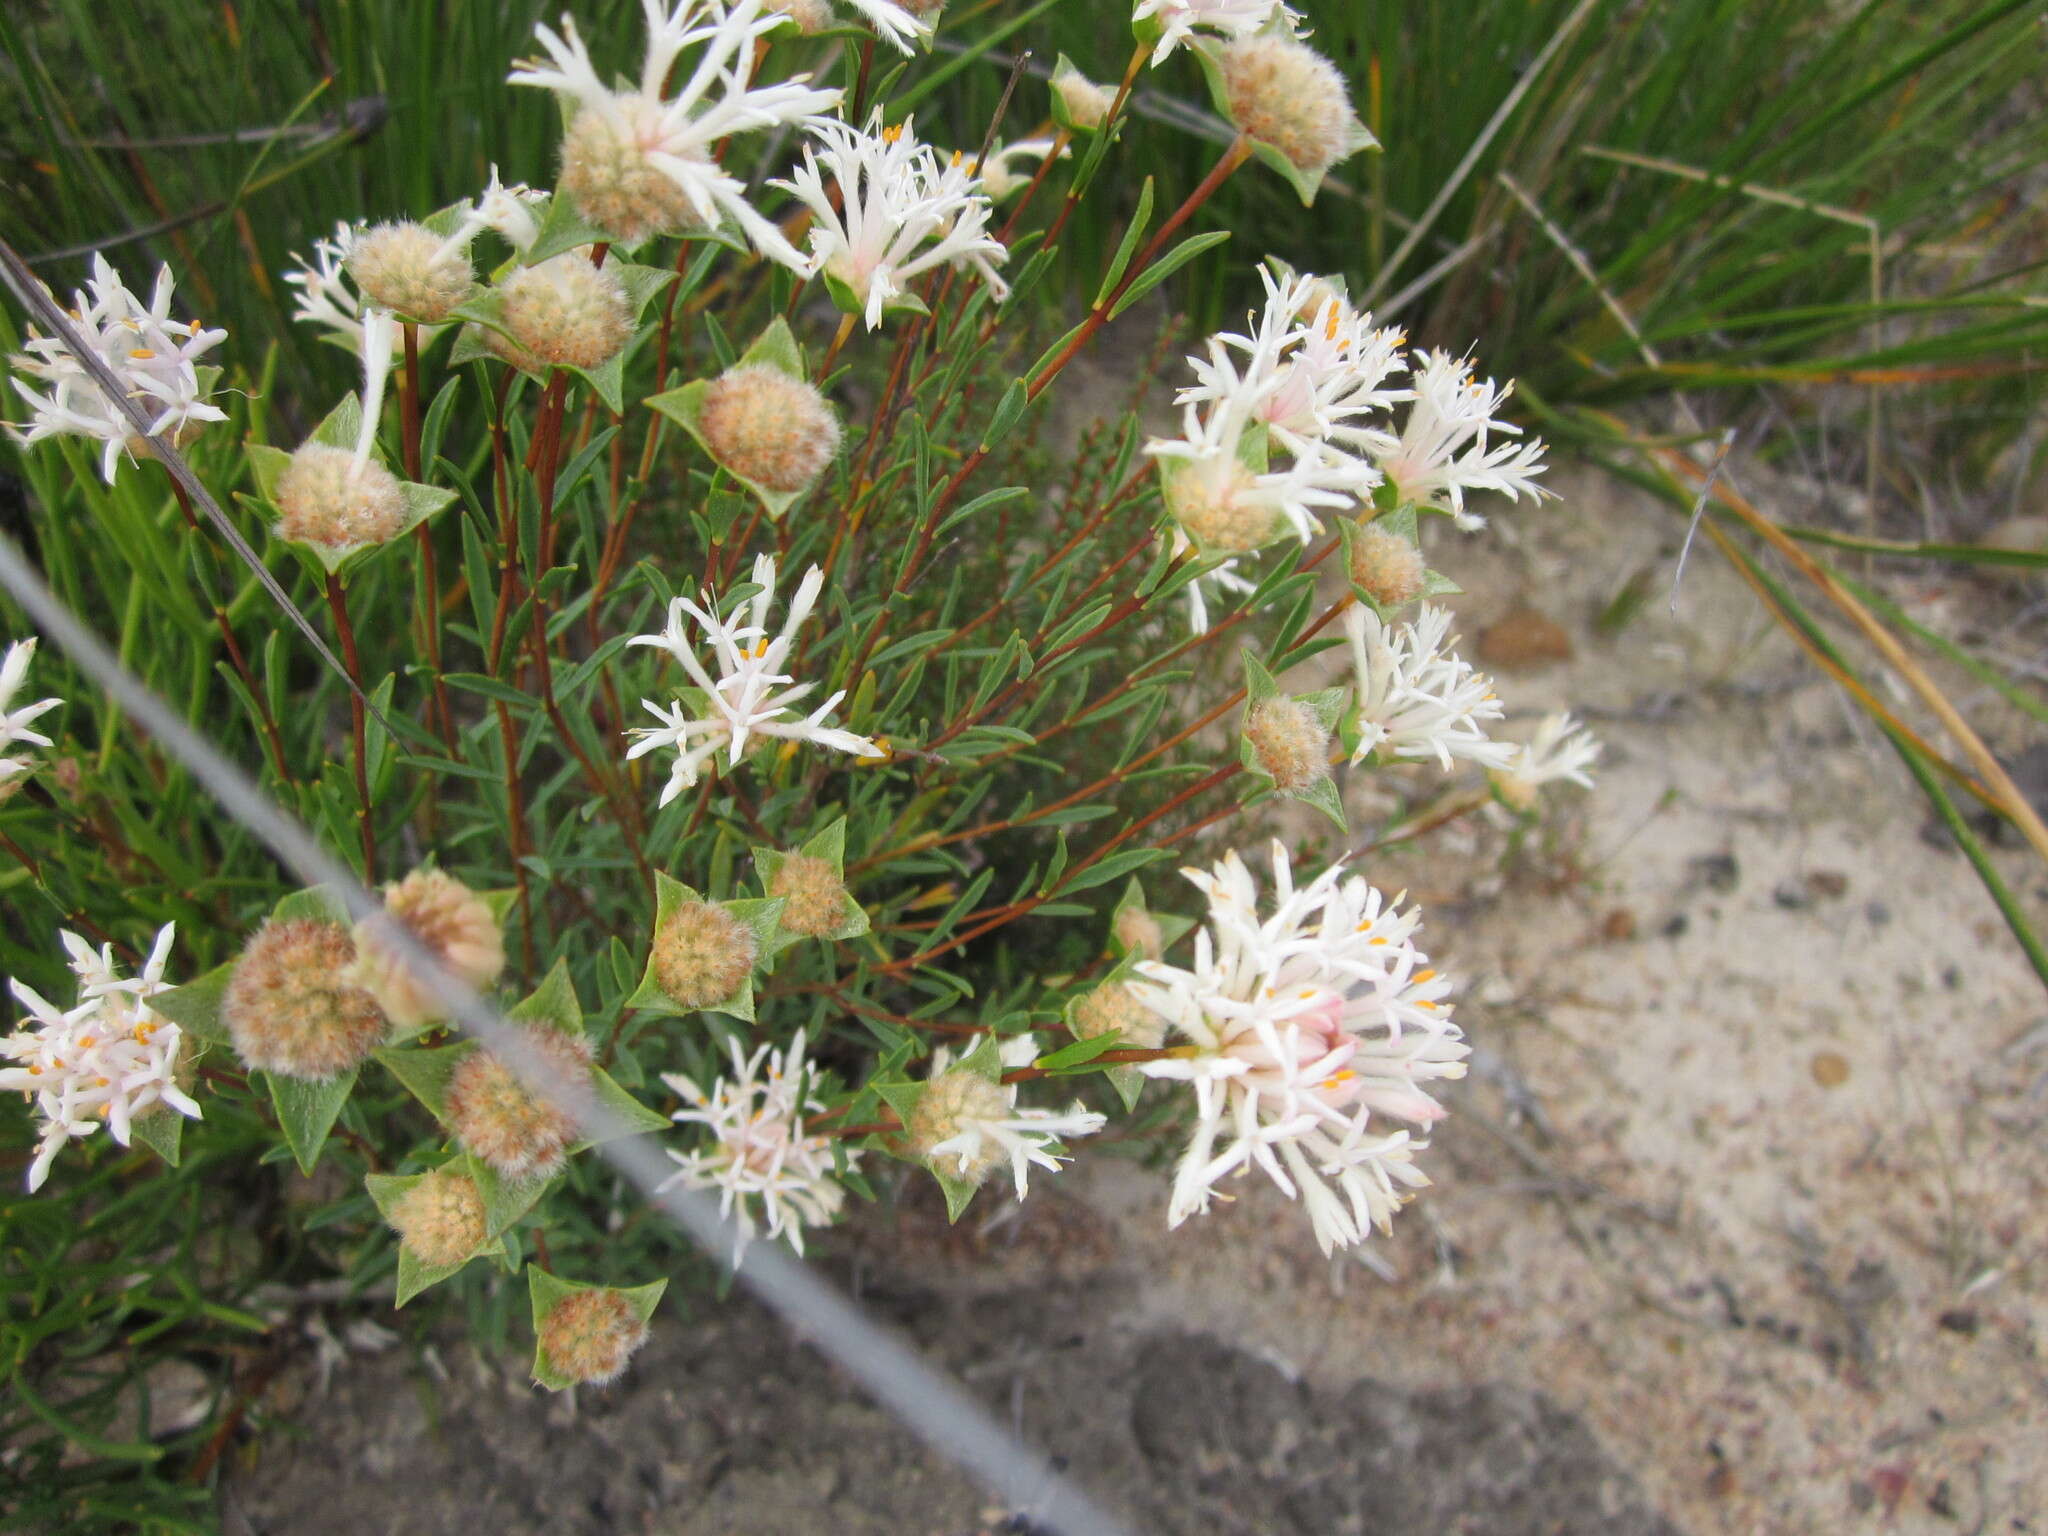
[{"xmin": 0, "ymin": 533, "xmax": 1130, "ymax": 1536}]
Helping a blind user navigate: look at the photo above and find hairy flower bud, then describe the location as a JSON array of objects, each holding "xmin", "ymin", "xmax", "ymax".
[
  {"xmin": 387, "ymin": 1166, "xmax": 487, "ymax": 1267},
  {"xmin": 493, "ymin": 255, "xmax": 632, "ymax": 371},
  {"xmin": 1244, "ymin": 696, "xmax": 1332, "ymax": 792},
  {"xmin": 537, "ymin": 1287, "xmax": 649, "ymax": 1386},
  {"xmin": 352, "ymin": 869, "xmax": 506, "ymax": 1029},
  {"xmin": 905, "ymin": 1067, "xmax": 1010, "ymax": 1185},
  {"xmin": 1071, "ymin": 981, "xmax": 1164, "ymax": 1050},
  {"xmin": 1347, "ymin": 520, "xmax": 1426, "ymax": 607},
  {"xmin": 445, "ymin": 1024, "xmax": 592, "ymax": 1182},
  {"xmin": 223, "ymin": 917, "xmax": 386, "ymax": 1080},
  {"xmin": 1112, "ymin": 905, "xmax": 1164, "ymax": 961},
  {"xmin": 651, "ymin": 901, "xmax": 757, "ymax": 1009},
  {"xmin": 1166, "ymin": 461, "xmax": 1278, "ymax": 554},
  {"xmin": 346, "ymin": 221, "xmax": 473, "ymax": 322},
  {"xmin": 1219, "ymin": 37, "xmax": 1357, "ymax": 178},
  {"xmin": 696, "ymin": 365, "xmax": 842, "ymax": 494},
  {"xmin": 768, "ymin": 853, "xmax": 852, "ymax": 938},
  {"xmin": 558, "ymin": 104, "xmax": 701, "ymax": 246},
  {"xmin": 1053, "ymin": 62, "xmax": 1113, "ymax": 131},
  {"xmin": 765, "ymin": 0, "xmax": 833, "ymax": 30},
  {"xmin": 273, "ymin": 442, "xmax": 408, "ymax": 550}
]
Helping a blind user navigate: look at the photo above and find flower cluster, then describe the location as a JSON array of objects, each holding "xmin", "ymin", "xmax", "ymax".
[
  {"xmin": 0, "ymin": 638, "xmax": 60, "ymax": 798},
  {"xmin": 1148, "ymin": 277, "xmax": 1380, "ymax": 563},
  {"xmin": 907, "ymin": 1037, "xmax": 1106, "ymax": 1198},
  {"xmin": 1152, "ymin": 264, "xmax": 1549, "ymax": 570},
  {"xmin": 509, "ymin": 0, "xmax": 838, "ymax": 255},
  {"xmin": 6, "ymin": 256, "xmax": 227, "ymax": 482},
  {"xmin": 658, "ymin": 1030, "xmax": 850, "ymax": 1256},
  {"xmin": 1131, "ymin": 844, "xmax": 1462, "ymax": 1253},
  {"xmin": 1134, "ymin": 0, "xmax": 1298, "ymax": 66},
  {"xmin": 1378, "ymin": 350, "xmax": 1550, "ymax": 530},
  {"xmin": 625, "ymin": 554, "xmax": 879, "ymax": 804},
  {"xmin": 2, "ymin": 925, "xmax": 198, "ymax": 1191},
  {"xmin": 772, "ymin": 113, "xmax": 1010, "ymax": 328},
  {"xmin": 1491, "ymin": 712, "xmax": 1603, "ymax": 811},
  {"xmin": 1346, "ymin": 603, "xmax": 1512, "ymax": 773}
]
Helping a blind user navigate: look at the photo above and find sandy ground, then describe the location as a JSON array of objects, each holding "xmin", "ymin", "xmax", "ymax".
[{"xmin": 219, "ymin": 467, "xmax": 2048, "ymax": 1534}]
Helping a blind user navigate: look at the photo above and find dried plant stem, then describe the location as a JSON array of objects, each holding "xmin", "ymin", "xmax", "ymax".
[
  {"xmin": 323, "ymin": 573, "xmax": 376, "ymax": 882},
  {"xmin": 1660, "ymin": 446, "xmax": 2048, "ymax": 862}
]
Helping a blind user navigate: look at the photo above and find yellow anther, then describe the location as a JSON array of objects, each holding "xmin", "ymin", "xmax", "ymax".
[
  {"xmin": 881, "ymin": 123, "xmax": 905, "ymax": 144},
  {"xmin": 128, "ymin": 348, "xmax": 157, "ymax": 361},
  {"xmin": 1413, "ymin": 968, "xmax": 1435, "ymax": 983}
]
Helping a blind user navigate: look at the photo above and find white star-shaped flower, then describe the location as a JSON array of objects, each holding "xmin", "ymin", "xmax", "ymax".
[
  {"xmin": 1130, "ymin": 843, "xmax": 1463, "ymax": 1254},
  {"xmin": 2, "ymin": 923, "xmax": 197, "ymax": 1192},
  {"xmin": 510, "ymin": 0, "xmax": 839, "ymax": 257},
  {"xmin": 624, "ymin": 554, "xmax": 878, "ymax": 804},
  {"xmin": 0, "ymin": 638, "xmax": 61, "ymax": 794},
  {"xmin": 7, "ymin": 255, "xmax": 227, "ymax": 483},
  {"xmin": 1376, "ymin": 349, "xmax": 1551, "ymax": 530},
  {"xmin": 771, "ymin": 112, "xmax": 1010, "ymax": 329},
  {"xmin": 1345, "ymin": 603, "xmax": 1512, "ymax": 772},
  {"xmin": 658, "ymin": 1029, "xmax": 852, "ymax": 1257}
]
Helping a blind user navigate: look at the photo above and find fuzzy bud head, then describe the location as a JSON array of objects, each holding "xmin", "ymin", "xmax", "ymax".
[
  {"xmin": 388, "ymin": 1166, "xmax": 487, "ymax": 1268},
  {"xmin": 351, "ymin": 869, "xmax": 506, "ymax": 1029},
  {"xmin": 495, "ymin": 255, "xmax": 632, "ymax": 371},
  {"xmin": 558, "ymin": 102, "xmax": 704, "ymax": 246},
  {"xmin": 1112, "ymin": 905, "xmax": 1164, "ymax": 961},
  {"xmin": 1166, "ymin": 461, "xmax": 1278, "ymax": 554},
  {"xmin": 444, "ymin": 1023, "xmax": 592, "ymax": 1182},
  {"xmin": 1245, "ymin": 697, "xmax": 1332, "ymax": 792},
  {"xmin": 765, "ymin": 0, "xmax": 833, "ymax": 29},
  {"xmin": 697, "ymin": 366, "xmax": 842, "ymax": 493},
  {"xmin": 1071, "ymin": 982, "xmax": 1164, "ymax": 1050},
  {"xmin": 768, "ymin": 853, "xmax": 852, "ymax": 938},
  {"xmin": 273, "ymin": 442, "xmax": 407, "ymax": 550},
  {"xmin": 223, "ymin": 917, "xmax": 386, "ymax": 1080},
  {"xmin": 346, "ymin": 221, "xmax": 472, "ymax": 322},
  {"xmin": 537, "ymin": 1287, "xmax": 649, "ymax": 1386},
  {"xmin": 905, "ymin": 1068, "xmax": 1009, "ymax": 1185},
  {"xmin": 1347, "ymin": 520, "xmax": 1426, "ymax": 607},
  {"xmin": 1219, "ymin": 37, "xmax": 1357, "ymax": 177},
  {"xmin": 1053, "ymin": 65, "xmax": 1113, "ymax": 131},
  {"xmin": 1488, "ymin": 766, "xmax": 1540, "ymax": 814},
  {"xmin": 651, "ymin": 901, "xmax": 756, "ymax": 1009}
]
